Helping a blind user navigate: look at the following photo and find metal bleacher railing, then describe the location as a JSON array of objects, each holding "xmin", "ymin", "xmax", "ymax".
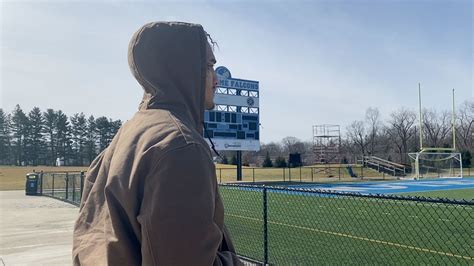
[{"xmin": 37, "ymin": 171, "xmax": 474, "ymax": 265}]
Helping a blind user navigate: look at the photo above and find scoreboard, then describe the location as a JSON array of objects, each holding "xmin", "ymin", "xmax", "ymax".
[{"xmin": 204, "ymin": 66, "xmax": 260, "ymax": 151}]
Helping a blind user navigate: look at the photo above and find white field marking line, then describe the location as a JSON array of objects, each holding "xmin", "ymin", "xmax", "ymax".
[{"xmin": 227, "ymin": 213, "xmax": 473, "ymax": 261}]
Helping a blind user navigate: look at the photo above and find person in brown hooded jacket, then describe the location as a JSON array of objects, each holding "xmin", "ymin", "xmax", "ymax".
[{"xmin": 72, "ymin": 22, "xmax": 243, "ymax": 265}]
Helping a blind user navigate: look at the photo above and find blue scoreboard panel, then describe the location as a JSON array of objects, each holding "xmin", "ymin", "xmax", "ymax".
[{"xmin": 203, "ymin": 66, "xmax": 260, "ymax": 151}]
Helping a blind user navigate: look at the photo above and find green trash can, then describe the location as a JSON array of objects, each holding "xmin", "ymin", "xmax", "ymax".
[{"xmin": 25, "ymin": 173, "xmax": 39, "ymax": 195}]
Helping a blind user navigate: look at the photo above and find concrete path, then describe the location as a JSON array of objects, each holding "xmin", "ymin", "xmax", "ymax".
[
  {"xmin": 0, "ymin": 190, "xmax": 78, "ymax": 265},
  {"xmin": 0, "ymin": 191, "xmax": 255, "ymax": 266}
]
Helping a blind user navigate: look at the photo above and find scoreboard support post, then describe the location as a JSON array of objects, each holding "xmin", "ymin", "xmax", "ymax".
[{"xmin": 237, "ymin": 151, "xmax": 242, "ymax": 181}]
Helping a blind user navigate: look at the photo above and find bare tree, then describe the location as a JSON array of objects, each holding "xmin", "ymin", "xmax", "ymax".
[
  {"xmin": 456, "ymin": 100, "xmax": 474, "ymax": 152},
  {"xmin": 260, "ymin": 142, "xmax": 283, "ymax": 157},
  {"xmin": 281, "ymin": 136, "xmax": 305, "ymax": 154},
  {"xmin": 346, "ymin": 120, "xmax": 368, "ymax": 156},
  {"xmin": 422, "ymin": 109, "xmax": 452, "ymax": 148},
  {"xmin": 386, "ymin": 108, "xmax": 417, "ymax": 164},
  {"xmin": 365, "ymin": 107, "xmax": 382, "ymax": 155}
]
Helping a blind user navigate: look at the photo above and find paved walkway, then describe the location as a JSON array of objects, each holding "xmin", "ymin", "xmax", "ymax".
[
  {"xmin": 0, "ymin": 191, "xmax": 255, "ymax": 266},
  {"xmin": 0, "ymin": 190, "xmax": 78, "ymax": 265}
]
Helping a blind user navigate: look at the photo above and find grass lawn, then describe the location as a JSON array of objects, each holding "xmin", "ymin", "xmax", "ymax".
[
  {"xmin": 399, "ymin": 188, "xmax": 474, "ymax": 200},
  {"xmin": 220, "ymin": 187, "xmax": 473, "ymax": 265},
  {"xmin": 0, "ymin": 166, "xmax": 88, "ymax": 191},
  {"xmin": 216, "ymin": 165, "xmax": 392, "ymax": 184},
  {"xmin": 1, "ymin": 164, "xmax": 390, "ymax": 190}
]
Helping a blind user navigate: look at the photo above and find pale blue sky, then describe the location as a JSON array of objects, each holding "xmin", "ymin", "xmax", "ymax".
[{"xmin": 1, "ymin": 0, "xmax": 472, "ymax": 143}]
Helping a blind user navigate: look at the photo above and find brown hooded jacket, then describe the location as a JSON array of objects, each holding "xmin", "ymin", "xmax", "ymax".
[{"xmin": 72, "ymin": 22, "xmax": 242, "ymax": 266}]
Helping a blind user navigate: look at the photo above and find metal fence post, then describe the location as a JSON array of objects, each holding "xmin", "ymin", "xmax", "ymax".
[
  {"xmin": 361, "ymin": 166, "xmax": 364, "ymax": 179},
  {"xmin": 80, "ymin": 171, "xmax": 85, "ymax": 202},
  {"xmin": 338, "ymin": 167, "xmax": 341, "ymax": 180},
  {"xmin": 52, "ymin": 174, "xmax": 55, "ymax": 197},
  {"xmin": 299, "ymin": 167, "xmax": 302, "ymax": 182},
  {"xmin": 263, "ymin": 186, "xmax": 268, "ymax": 265},
  {"xmin": 283, "ymin": 168, "xmax": 285, "ymax": 182},
  {"xmin": 253, "ymin": 168, "xmax": 255, "ymax": 183},
  {"xmin": 311, "ymin": 167, "xmax": 314, "ymax": 182},
  {"xmin": 65, "ymin": 173, "xmax": 69, "ymax": 200},
  {"xmin": 39, "ymin": 171, "xmax": 43, "ymax": 195},
  {"xmin": 219, "ymin": 169, "xmax": 222, "ymax": 184},
  {"xmin": 289, "ymin": 167, "xmax": 291, "ymax": 182},
  {"xmin": 72, "ymin": 173, "xmax": 76, "ymax": 203}
]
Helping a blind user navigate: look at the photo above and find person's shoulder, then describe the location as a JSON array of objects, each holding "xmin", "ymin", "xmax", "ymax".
[{"xmin": 122, "ymin": 109, "xmax": 206, "ymax": 152}]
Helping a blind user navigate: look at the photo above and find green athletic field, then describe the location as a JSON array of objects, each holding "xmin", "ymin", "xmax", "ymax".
[
  {"xmin": 220, "ymin": 186, "xmax": 473, "ymax": 265},
  {"xmin": 399, "ymin": 188, "xmax": 474, "ymax": 200}
]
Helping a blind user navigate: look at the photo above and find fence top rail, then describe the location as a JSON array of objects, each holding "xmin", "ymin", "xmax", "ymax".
[
  {"xmin": 220, "ymin": 183, "xmax": 474, "ymax": 206},
  {"xmin": 217, "ymin": 165, "xmax": 364, "ymax": 170},
  {"xmin": 41, "ymin": 171, "xmax": 85, "ymax": 174}
]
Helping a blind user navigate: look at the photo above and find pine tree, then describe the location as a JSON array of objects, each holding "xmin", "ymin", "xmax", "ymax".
[
  {"xmin": 85, "ymin": 115, "xmax": 97, "ymax": 164},
  {"xmin": 0, "ymin": 109, "xmax": 12, "ymax": 164},
  {"xmin": 43, "ymin": 109, "xmax": 57, "ymax": 166},
  {"xmin": 26, "ymin": 107, "xmax": 44, "ymax": 165},
  {"xmin": 71, "ymin": 113, "xmax": 87, "ymax": 165},
  {"xmin": 221, "ymin": 155, "xmax": 229, "ymax": 164},
  {"xmin": 230, "ymin": 154, "xmax": 238, "ymax": 165},
  {"xmin": 11, "ymin": 105, "xmax": 28, "ymax": 165},
  {"xmin": 55, "ymin": 110, "xmax": 71, "ymax": 165},
  {"xmin": 462, "ymin": 150, "xmax": 472, "ymax": 168},
  {"xmin": 262, "ymin": 152, "xmax": 273, "ymax": 167},
  {"xmin": 95, "ymin": 117, "xmax": 111, "ymax": 151},
  {"xmin": 274, "ymin": 156, "xmax": 287, "ymax": 168}
]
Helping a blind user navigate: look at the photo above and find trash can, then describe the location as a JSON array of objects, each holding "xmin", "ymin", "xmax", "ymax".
[{"xmin": 25, "ymin": 173, "xmax": 39, "ymax": 195}]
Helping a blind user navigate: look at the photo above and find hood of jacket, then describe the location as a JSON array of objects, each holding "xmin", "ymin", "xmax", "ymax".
[{"xmin": 128, "ymin": 21, "xmax": 207, "ymax": 133}]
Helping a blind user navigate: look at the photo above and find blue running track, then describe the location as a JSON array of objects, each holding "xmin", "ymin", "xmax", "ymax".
[{"xmin": 288, "ymin": 177, "xmax": 474, "ymax": 195}]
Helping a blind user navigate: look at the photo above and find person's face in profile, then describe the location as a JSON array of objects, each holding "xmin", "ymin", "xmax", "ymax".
[{"xmin": 205, "ymin": 42, "xmax": 217, "ymax": 110}]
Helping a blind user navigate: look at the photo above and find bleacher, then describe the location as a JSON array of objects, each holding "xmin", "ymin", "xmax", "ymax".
[{"xmin": 362, "ymin": 156, "xmax": 409, "ymax": 177}]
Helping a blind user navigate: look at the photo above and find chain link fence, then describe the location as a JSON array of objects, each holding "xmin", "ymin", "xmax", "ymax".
[
  {"xmin": 221, "ymin": 184, "xmax": 474, "ymax": 265},
  {"xmin": 39, "ymin": 171, "xmax": 84, "ymax": 206},
  {"xmin": 216, "ymin": 165, "xmax": 401, "ymax": 184},
  {"xmin": 37, "ymin": 171, "xmax": 473, "ymax": 264}
]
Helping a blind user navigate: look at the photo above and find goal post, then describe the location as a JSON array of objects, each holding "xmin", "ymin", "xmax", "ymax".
[
  {"xmin": 410, "ymin": 85, "xmax": 463, "ymax": 179},
  {"xmin": 408, "ymin": 150, "xmax": 463, "ymax": 179}
]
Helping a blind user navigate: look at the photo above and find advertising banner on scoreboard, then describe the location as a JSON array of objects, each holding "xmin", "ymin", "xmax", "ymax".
[
  {"xmin": 204, "ymin": 139, "xmax": 260, "ymax": 151},
  {"xmin": 203, "ymin": 66, "xmax": 260, "ymax": 151}
]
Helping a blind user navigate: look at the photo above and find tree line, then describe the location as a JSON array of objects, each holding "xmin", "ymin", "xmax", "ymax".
[
  {"xmin": 1, "ymin": 100, "xmax": 472, "ymax": 168},
  {"xmin": 231, "ymin": 100, "xmax": 473, "ymax": 167},
  {"xmin": 0, "ymin": 105, "xmax": 122, "ymax": 166}
]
